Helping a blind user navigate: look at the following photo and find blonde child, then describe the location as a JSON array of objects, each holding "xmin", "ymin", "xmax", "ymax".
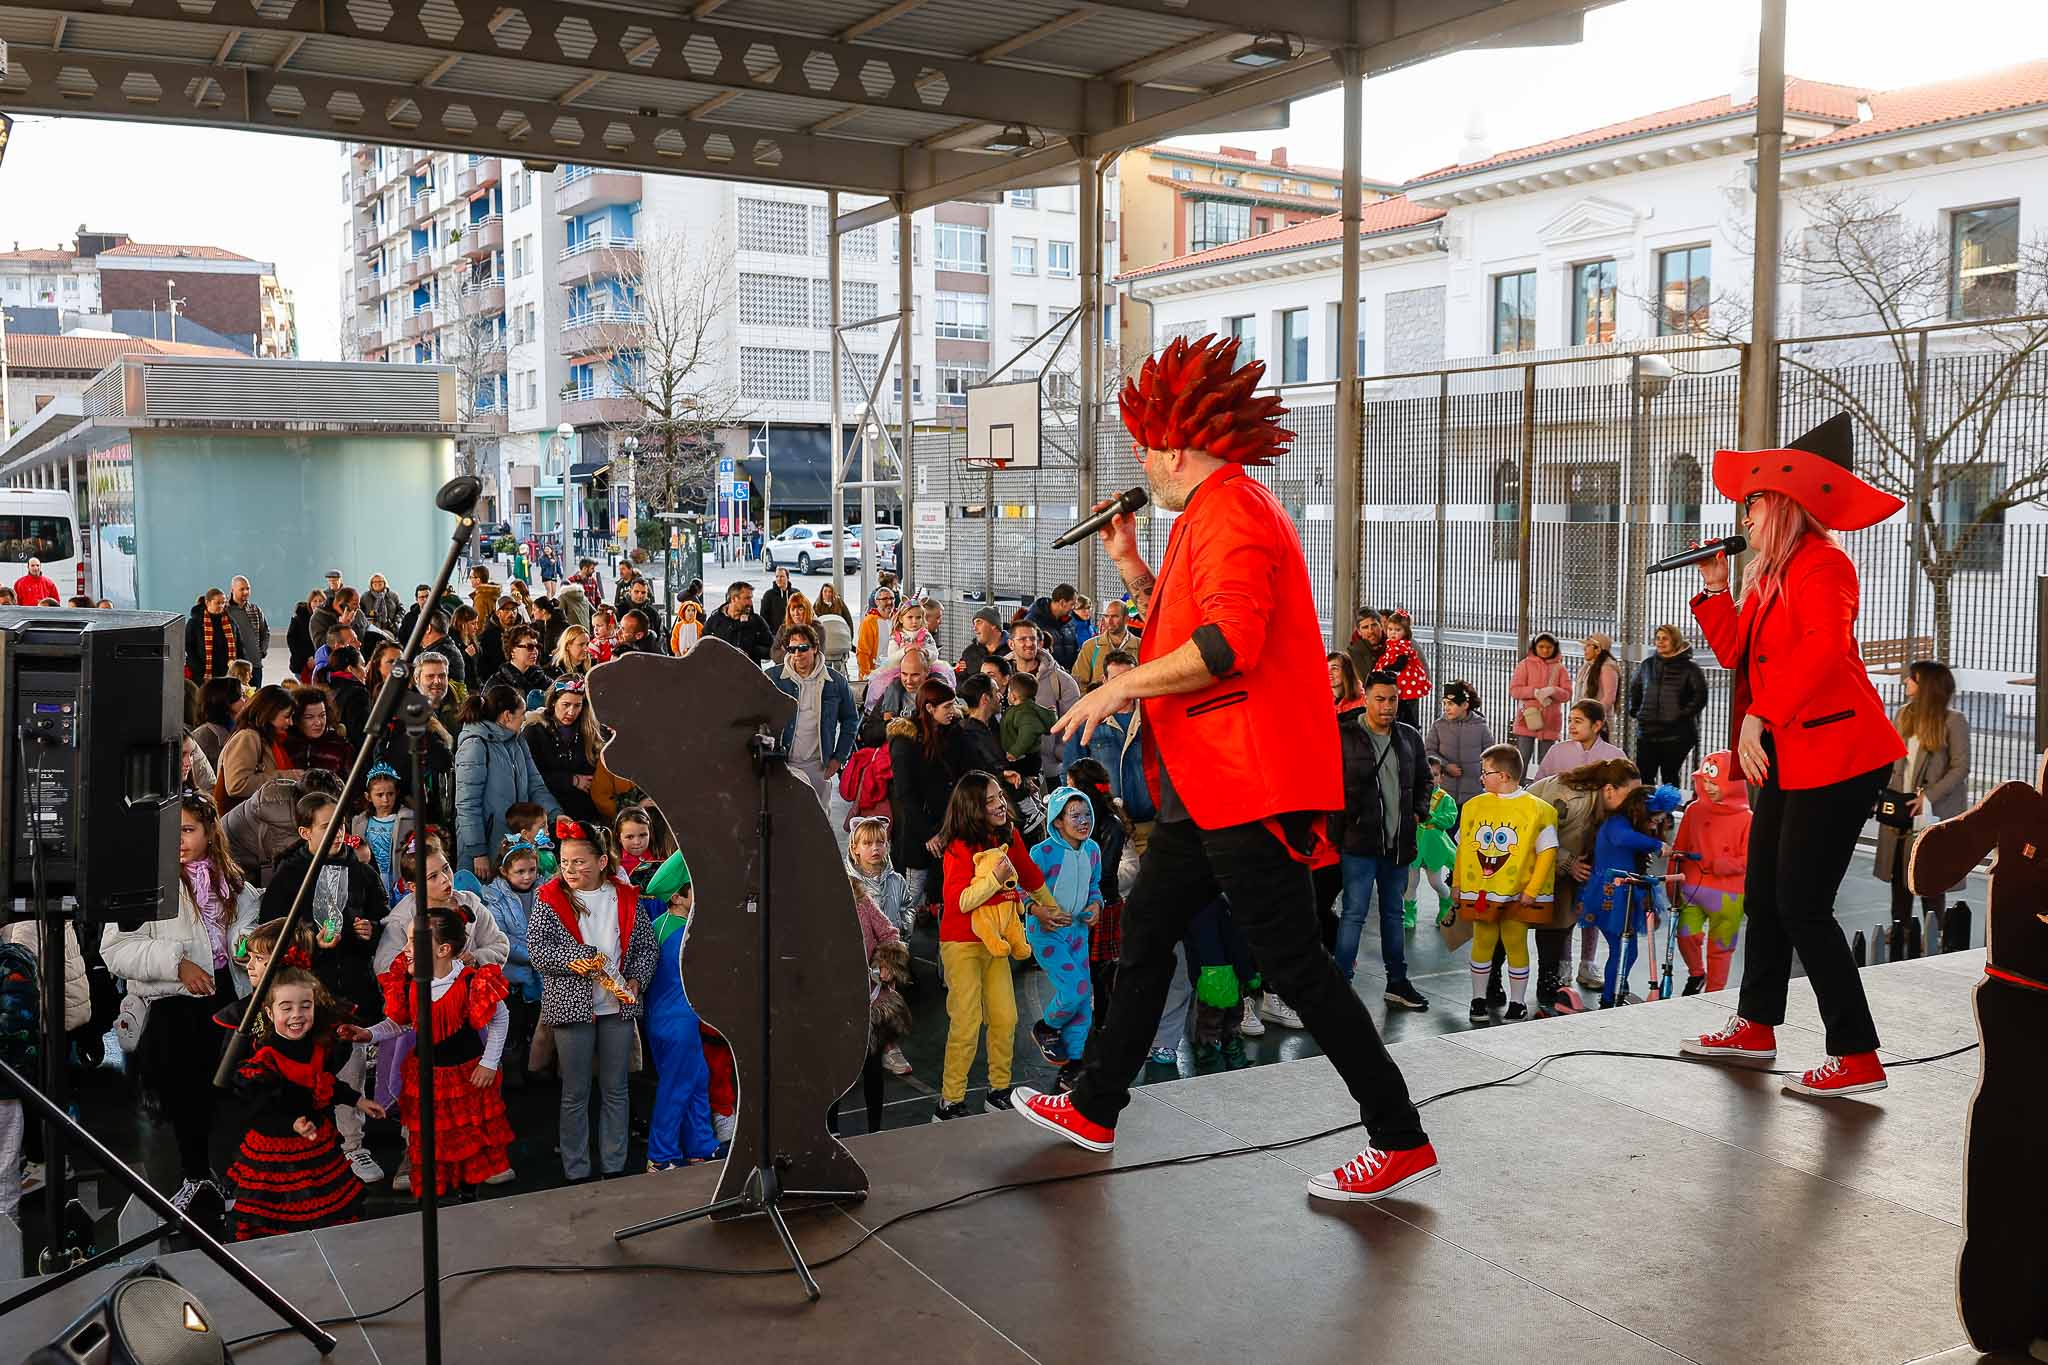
[
  {"xmin": 223, "ymin": 966, "xmax": 384, "ymax": 1240},
  {"xmin": 865, "ymin": 600, "xmax": 955, "ymax": 703},
  {"xmin": 369, "ymin": 908, "xmax": 515, "ymax": 1197},
  {"xmin": 845, "ymin": 817, "xmax": 912, "ymax": 1074},
  {"xmin": 934, "ymin": 772, "xmax": 1059, "ymax": 1121},
  {"xmin": 1446, "ymin": 743, "xmax": 1558, "ymax": 1023},
  {"xmin": 227, "ymin": 658, "xmax": 256, "ymax": 697}
]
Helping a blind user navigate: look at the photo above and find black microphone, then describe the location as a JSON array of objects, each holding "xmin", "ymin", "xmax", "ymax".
[
  {"xmin": 1644, "ymin": 534, "xmax": 1747, "ymax": 575},
  {"xmin": 1051, "ymin": 487, "xmax": 1149, "ymax": 550}
]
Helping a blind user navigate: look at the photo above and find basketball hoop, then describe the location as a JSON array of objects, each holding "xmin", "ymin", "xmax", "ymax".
[{"xmin": 965, "ymin": 379, "xmax": 1040, "ymax": 472}]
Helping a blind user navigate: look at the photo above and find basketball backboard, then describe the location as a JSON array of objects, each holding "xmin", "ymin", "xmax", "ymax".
[{"xmin": 965, "ymin": 378, "xmax": 1041, "ymax": 470}]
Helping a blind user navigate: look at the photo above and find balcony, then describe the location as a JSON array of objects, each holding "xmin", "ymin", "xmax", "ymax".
[
  {"xmin": 403, "ymin": 309, "xmax": 435, "ymax": 339},
  {"xmin": 480, "ymin": 343, "xmax": 508, "ymax": 376},
  {"xmin": 468, "ymin": 404, "xmax": 509, "ymax": 435},
  {"xmin": 457, "ymin": 156, "xmax": 502, "ymax": 197},
  {"xmin": 402, "ymin": 252, "xmax": 432, "ymax": 286},
  {"xmin": 560, "ymin": 384, "xmax": 640, "ymax": 426},
  {"xmin": 408, "ymin": 190, "xmax": 436, "ymax": 227},
  {"xmin": 558, "ymin": 236, "xmax": 639, "ymax": 286},
  {"xmin": 460, "ymin": 275, "xmax": 506, "ymax": 316},
  {"xmin": 357, "ymin": 326, "xmax": 384, "ymax": 352},
  {"xmin": 355, "ymin": 277, "xmax": 379, "ymax": 305},
  {"xmin": 560, "ymin": 307, "xmax": 644, "ymax": 355},
  {"xmin": 459, "ymin": 215, "xmax": 503, "ymax": 258},
  {"xmin": 556, "ymin": 165, "xmax": 643, "ymax": 215}
]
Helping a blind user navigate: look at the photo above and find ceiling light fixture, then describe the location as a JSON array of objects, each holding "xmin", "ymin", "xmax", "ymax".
[
  {"xmin": 1230, "ymin": 33, "xmax": 1298, "ymax": 68},
  {"xmin": 984, "ymin": 123, "xmax": 1037, "ymax": 154}
]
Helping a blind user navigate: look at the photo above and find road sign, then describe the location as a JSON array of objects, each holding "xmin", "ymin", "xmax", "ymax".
[
  {"xmin": 732, "ymin": 483, "xmax": 750, "ymax": 501},
  {"xmin": 718, "ymin": 459, "xmax": 734, "ymax": 474}
]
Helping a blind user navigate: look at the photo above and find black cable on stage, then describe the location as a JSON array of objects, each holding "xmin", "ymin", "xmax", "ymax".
[{"xmin": 224, "ymin": 1038, "xmax": 1980, "ymax": 1350}]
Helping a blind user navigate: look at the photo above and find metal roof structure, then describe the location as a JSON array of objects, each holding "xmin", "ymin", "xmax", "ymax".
[{"xmin": 0, "ymin": 0, "xmax": 1603, "ymax": 210}]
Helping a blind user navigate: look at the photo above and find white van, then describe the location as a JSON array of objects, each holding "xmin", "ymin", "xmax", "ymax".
[{"xmin": 0, "ymin": 487, "xmax": 86, "ymax": 604}]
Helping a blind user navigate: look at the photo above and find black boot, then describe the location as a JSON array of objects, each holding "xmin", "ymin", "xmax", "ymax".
[{"xmin": 1533, "ymin": 968, "xmax": 1560, "ymax": 1016}]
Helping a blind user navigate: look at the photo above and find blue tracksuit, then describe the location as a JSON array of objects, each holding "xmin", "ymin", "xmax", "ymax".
[
  {"xmin": 644, "ymin": 911, "xmax": 717, "ymax": 1166},
  {"xmin": 1027, "ymin": 787, "xmax": 1102, "ymax": 1060},
  {"xmin": 1580, "ymin": 811, "xmax": 1665, "ymax": 1005}
]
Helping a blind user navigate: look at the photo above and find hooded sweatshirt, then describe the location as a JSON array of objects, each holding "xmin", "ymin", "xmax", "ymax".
[
  {"xmin": 1028, "ymin": 787, "xmax": 1102, "ymax": 921},
  {"xmin": 1673, "ymin": 750, "xmax": 1750, "ymax": 898}
]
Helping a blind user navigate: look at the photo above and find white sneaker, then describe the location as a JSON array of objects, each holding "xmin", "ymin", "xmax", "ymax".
[
  {"xmin": 713, "ymin": 1112, "xmax": 737, "ymax": 1144},
  {"xmin": 482, "ymin": 1165, "xmax": 517, "ymax": 1185},
  {"xmin": 1238, "ymin": 998, "xmax": 1266, "ymax": 1036},
  {"xmin": 1575, "ymin": 962, "xmax": 1603, "ymax": 990},
  {"xmin": 345, "ymin": 1147, "xmax": 385, "ymax": 1184},
  {"xmin": 881, "ymin": 1044, "xmax": 912, "ymax": 1076},
  {"xmin": 392, "ymin": 1157, "xmax": 413, "ymax": 1193},
  {"xmin": 1258, "ymin": 995, "xmax": 1305, "ymax": 1029}
]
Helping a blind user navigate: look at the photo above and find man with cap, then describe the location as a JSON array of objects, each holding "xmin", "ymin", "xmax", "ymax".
[
  {"xmin": 1009, "ymin": 333, "xmax": 1437, "ymax": 1204},
  {"xmin": 1678, "ymin": 412, "xmax": 1907, "ymax": 1100},
  {"xmin": 956, "ymin": 606, "xmax": 1010, "ymax": 678},
  {"xmin": 325, "ymin": 568, "xmax": 345, "ymax": 597}
]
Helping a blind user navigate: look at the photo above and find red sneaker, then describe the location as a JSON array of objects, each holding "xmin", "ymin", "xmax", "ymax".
[
  {"xmin": 1306, "ymin": 1142, "xmax": 1440, "ymax": 1202},
  {"xmin": 1679, "ymin": 1016, "xmax": 1777, "ymax": 1061},
  {"xmin": 1012, "ymin": 1087, "xmax": 1115, "ymax": 1153},
  {"xmin": 1784, "ymin": 1051, "xmax": 1886, "ymax": 1098}
]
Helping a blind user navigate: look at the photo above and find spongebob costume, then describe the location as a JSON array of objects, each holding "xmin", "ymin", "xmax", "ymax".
[{"xmin": 1451, "ymin": 787, "xmax": 1559, "ymax": 1013}]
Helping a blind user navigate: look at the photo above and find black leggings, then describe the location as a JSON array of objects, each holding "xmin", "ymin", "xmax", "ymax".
[
  {"xmin": 1636, "ymin": 736, "xmax": 1694, "ymax": 788},
  {"xmin": 827, "ymin": 1051, "xmax": 887, "ymax": 1135},
  {"xmin": 1889, "ymin": 839, "xmax": 1942, "ymax": 929},
  {"xmin": 147, "ymin": 984, "xmax": 238, "ymax": 1181}
]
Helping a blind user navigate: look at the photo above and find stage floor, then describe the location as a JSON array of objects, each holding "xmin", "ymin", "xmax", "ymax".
[{"xmin": 5, "ymin": 952, "xmax": 2007, "ymax": 1365}]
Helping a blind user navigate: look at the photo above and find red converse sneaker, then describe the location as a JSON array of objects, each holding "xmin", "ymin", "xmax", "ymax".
[
  {"xmin": 1784, "ymin": 1051, "xmax": 1886, "ymax": 1098},
  {"xmin": 1679, "ymin": 1015, "xmax": 1777, "ymax": 1061},
  {"xmin": 1306, "ymin": 1142, "xmax": 1440, "ymax": 1202},
  {"xmin": 1013, "ymin": 1087, "xmax": 1115, "ymax": 1153}
]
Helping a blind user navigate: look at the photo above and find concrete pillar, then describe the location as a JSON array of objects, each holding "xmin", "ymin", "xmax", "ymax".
[
  {"xmin": 829, "ymin": 190, "xmax": 846, "ymax": 605},
  {"xmin": 1330, "ymin": 47, "xmax": 1365, "ymax": 647},
  {"xmin": 1741, "ymin": 0, "xmax": 1788, "ymax": 452},
  {"xmin": 1076, "ymin": 159, "xmax": 1101, "ymax": 601}
]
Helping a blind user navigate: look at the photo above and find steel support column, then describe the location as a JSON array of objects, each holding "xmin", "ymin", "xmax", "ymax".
[
  {"xmin": 894, "ymin": 207, "xmax": 913, "ymax": 591},
  {"xmin": 1740, "ymin": 0, "xmax": 1787, "ymax": 453},
  {"xmin": 1330, "ymin": 45, "xmax": 1364, "ymax": 647},
  {"xmin": 1076, "ymin": 156, "xmax": 1101, "ymax": 601},
  {"xmin": 829, "ymin": 189, "xmax": 846, "ymax": 606}
]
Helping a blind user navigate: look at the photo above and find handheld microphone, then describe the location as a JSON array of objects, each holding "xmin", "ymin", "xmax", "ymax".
[
  {"xmin": 1644, "ymin": 534, "xmax": 1746, "ymax": 576},
  {"xmin": 1051, "ymin": 486, "xmax": 1149, "ymax": 550}
]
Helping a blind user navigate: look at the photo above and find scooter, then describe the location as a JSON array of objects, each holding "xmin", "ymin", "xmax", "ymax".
[{"xmin": 1647, "ymin": 852, "xmax": 1703, "ymax": 1002}]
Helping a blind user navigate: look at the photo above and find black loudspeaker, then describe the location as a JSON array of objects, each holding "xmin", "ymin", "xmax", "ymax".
[
  {"xmin": 23, "ymin": 1264, "xmax": 231, "ymax": 1364},
  {"xmin": 0, "ymin": 610, "xmax": 181, "ymax": 928}
]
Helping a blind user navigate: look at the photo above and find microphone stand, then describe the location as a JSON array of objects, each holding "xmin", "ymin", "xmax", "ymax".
[{"xmin": 213, "ymin": 475, "xmax": 480, "ymax": 1365}]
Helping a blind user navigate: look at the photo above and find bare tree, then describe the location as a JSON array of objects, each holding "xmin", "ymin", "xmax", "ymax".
[
  {"xmin": 437, "ymin": 234, "xmax": 507, "ymax": 493},
  {"xmin": 584, "ymin": 227, "xmax": 749, "ymax": 530},
  {"xmin": 1696, "ymin": 186, "xmax": 2048, "ymax": 660}
]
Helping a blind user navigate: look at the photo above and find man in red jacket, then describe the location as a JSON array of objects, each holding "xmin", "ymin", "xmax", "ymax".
[
  {"xmin": 13, "ymin": 557, "xmax": 61, "ymax": 607},
  {"xmin": 1011, "ymin": 334, "xmax": 1437, "ymax": 1203}
]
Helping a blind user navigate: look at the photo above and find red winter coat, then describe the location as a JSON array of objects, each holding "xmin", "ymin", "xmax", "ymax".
[
  {"xmin": 1690, "ymin": 534, "xmax": 1904, "ymax": 791},
  {"xmin": 1137, "ymin": 465, "xmax": 1340, "ymax": 828},
  {"xmin": 13, "ymin": 572, "xmax": 60, "ymax": 606}
]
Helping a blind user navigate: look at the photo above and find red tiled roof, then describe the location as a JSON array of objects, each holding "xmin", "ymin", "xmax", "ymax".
[
  {"xmin": 4, "ymin": 334, "xmax": 244, "ymax": 372},
  {"xmin": 1791, "ymin": 58, "xmax": 2048, "ymax": 151},
  {"xmin": 1144, "ymin": 174, "xmax": 1350, "ymax": 213},
  {"xmin": 1407, "ymin": 77, "xmax": 1870, "ymax": 184},
  {"xmin": 1119, "ymin": 197, "xmax": 1445, "ymax": 281},
  {"xmin": 0, "ymin": 248, "xmax": 80, "ymax": 263},
  {"xmin": 97, "ymin": 242, "xmax": 257, "ymax": 263}
]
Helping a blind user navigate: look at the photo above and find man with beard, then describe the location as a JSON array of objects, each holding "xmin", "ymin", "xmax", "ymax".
[{"xmin": 1011, "ymin": 333, "xmax": 1436, "ymax": 1204}]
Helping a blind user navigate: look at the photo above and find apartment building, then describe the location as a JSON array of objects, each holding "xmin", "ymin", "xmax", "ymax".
[
  {"xmin": 2, "ymin": 229, "xmax": 289, "ymax": 355},
  {"xmin": 340, "ymin": 147, "xmax": 1078, "ymax": 540}
]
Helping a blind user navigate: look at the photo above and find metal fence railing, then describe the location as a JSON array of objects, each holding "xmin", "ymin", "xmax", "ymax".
[{"xmin": 908, "ymin": 325, "xmax": 2045, "ymax": 800}]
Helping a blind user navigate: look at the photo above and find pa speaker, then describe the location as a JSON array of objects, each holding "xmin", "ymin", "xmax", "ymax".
[
  {"xmin": 0, "ymin": 609, "xmax": 181, "ymax": 927},
  {"xmin": 23, "ymin": 1263, "xmax": 231, "ymax": 1364}
]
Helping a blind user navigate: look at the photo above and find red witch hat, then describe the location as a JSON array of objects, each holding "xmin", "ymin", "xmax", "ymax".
[{"xmin": 1711, "ymin": 412, "xmax": 1902, "ymax": 532}]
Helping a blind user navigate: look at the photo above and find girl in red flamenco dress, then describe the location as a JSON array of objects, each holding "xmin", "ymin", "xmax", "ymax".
[
  {"xmin": 370, "ymin": 906, "xmax": 516, "ymax": 1197},
  {"xmin": 224, "ymin": 964, "xmax": 386, "ymax": 1240}
]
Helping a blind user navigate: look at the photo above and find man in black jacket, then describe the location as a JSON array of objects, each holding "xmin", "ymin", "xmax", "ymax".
[
  {"xmin": 1025, "ymin": 583, "xmax": 1082, "ymax": 670},
  {"xmin": 185, "ymin": 588, "xmax": 240, "ymax": 680},
  {"xmin": 704, "ymin": 581, "xmax": 774, "ymax": 663},
  {"xmin": 761, "ymin": 567, "xmax": 794, "ymax": 636},
  {"xmin": 489, "ymin": 626, "xmax": 553, "ymax": 706},
  {"xmin": 476, "ymin": 596, "xmax": 523, "ymax": 681},
  {"xmin": 1334, "ymin": 671, "xmax": 1433, "ymax": 1013}
]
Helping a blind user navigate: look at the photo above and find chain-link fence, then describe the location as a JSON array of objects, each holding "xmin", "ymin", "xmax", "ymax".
[{"xmin": 909, "ymin": 326, "xmax": 2045, "ymax": 799}]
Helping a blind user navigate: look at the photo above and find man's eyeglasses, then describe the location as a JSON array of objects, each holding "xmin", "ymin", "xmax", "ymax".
[
  {"xmin": 785, "ymin": 643, "xmax": 815, "ymax": 654},
  {"xmin": 512, "ymin": 643, "xmax": 539, "ymax": 653}
]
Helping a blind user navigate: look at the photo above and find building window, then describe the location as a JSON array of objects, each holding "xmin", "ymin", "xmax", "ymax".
[
  {"xmin": 1224, "ymin": 313, "xmax": 1256, "ymax": 364},
  {"xmin": 1939, "ymin": 461, "xmax": 2006, "ymax": 571},
  {"xmin": 936, "ymin": 365, "xmax": 985, "ymax": 406},
  {"xmin": 740, "ymin": 346, "xmax": 812, "ymax": 402},
  {"xmin": 739, "ymin": 273, "xmax": 811, "ymax": 328},
  {"xmin": 1658, "ymin": 246, "xmax": 1711, "ymax": 336},
  {"xmin": 842, "ymin": 225, "xmax": 879, "ymax": 262},
  {"xmin": 1170, "ymin": 167, "xmax": 1193, "ymax": 182},
  {"xmin": 737, "ymin": 198, "xmax": 811, "ymax": 255},
  {"xmin": 843, "ymin": 279, "xmax": 879, "ymax": 329},
  {"xmin": 1664, "ymin": 453, "xmax": 1703, "ymax": 559},
  {"xmin": 1219, "ymin": 174, "xmax": 1239, "ymax": 187},
  {"xmin": 1007, "ymin": 189, "xmax": 1037, "ymax": 209},
  {"xmin": 1012, "ymin": 239, "xmax": 1038, "ymax": 275},
  {"xmin": 934, "ymin": 291, "xmax": 990, "ymax": 341},
  {"xmin": 935, "ymin": 223, "xmax": 989, "ymax": 274},
  {"xmin": 1190, "ymin": 200, "xmax": 1251, "ymax": 253},
  {"xmin": 1047, "ymin": 241, "xmax": 1075, "ymax": 278},
  {"xmin": 1011, "ymin": 303, "xmax": 1038, "ymax": 338},
  {"xmin": 1279, "ymin": 307, "xmax": 1308, "ymax": 383},
  {"xmin": 1571, "ymin": 259, "xmax": 1617, "ymax": 345},
  {"xmin": 1493, "ymin": 270, "xmax": 1537, "ymax": 353},
  {"xmin": 1950, "ymin": 203, "xmax": 2020, "ymax": 319}
]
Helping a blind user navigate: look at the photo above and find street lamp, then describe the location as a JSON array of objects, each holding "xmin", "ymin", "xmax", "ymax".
[
  {"xmin": 748, "ymin": 423, "xmax": 773, "ymax": 551},
  {"xmin": 550, "ymin": 420, "xmax": 575, "ymax": 560}
]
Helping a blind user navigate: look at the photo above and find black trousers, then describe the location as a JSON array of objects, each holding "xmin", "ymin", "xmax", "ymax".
[
  {"xmin": 827, "ymin": 1052, "xmax": 887, "ymax": 1135},
  {"xmin": 1636, "ymin": 735, "xmax": 1694, "ymax": 788},
  {"xmin": 1889, "ymin": 839, "xmax": 1941, "ymax": 929},
  {"xmin": 1071, "ymin": 817, "xmax": 1426, "ymax": 1150},
  {"xmin": 1737, "ymin": 740, "xmax": 1889, "ymax": 1056}
]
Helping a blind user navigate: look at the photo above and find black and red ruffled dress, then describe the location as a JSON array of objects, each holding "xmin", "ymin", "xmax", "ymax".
[
  {"xmin": 224, "ymin": 1032, "xmax": 366, "ymax": 1241},
  {"xmin": 380, "ymin": 958, "xmax": 515, "ymax": 1195}
]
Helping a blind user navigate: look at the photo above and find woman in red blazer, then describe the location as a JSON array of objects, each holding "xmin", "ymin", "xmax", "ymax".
[{"xmin": 1680, "ymin": 413, "xmax": 1907, "ymax": 1097}]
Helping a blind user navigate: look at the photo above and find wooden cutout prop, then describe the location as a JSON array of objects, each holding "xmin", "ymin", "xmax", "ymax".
[
  {"xmin": 1911, "ymin": 749, "xmax": 2048, "ymax": 1356},
  {"xmin": 588, "ymin": 642, "xmax": 869, "ymax": 1210}
]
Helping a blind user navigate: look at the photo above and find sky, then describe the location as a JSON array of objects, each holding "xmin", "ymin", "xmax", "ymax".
[{"xmin": 2, "ymin": 0, "xmax": 2044, "ymax": 363}]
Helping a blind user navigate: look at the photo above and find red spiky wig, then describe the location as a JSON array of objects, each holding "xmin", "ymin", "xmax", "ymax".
[{"xmin": 1117, "ymin": 333, "xmax": 1294, "ymax": 466}]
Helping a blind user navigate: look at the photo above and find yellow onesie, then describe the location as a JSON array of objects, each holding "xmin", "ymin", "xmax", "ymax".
[{"xmin": 1454, "ymin": 788, "xmax": 1560, "ymax": 923}]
